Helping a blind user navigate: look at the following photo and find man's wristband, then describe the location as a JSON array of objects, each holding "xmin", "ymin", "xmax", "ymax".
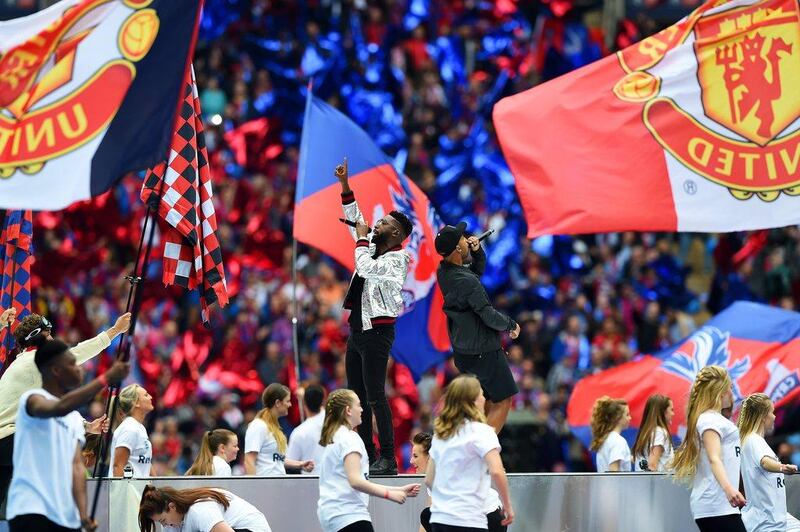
[
  {"xmin": 97, "ymin": 374, "xmax": 108, "ymax": 387},
  {"xmin": 383, "ymin": 488, "xmax": 390, "ymax": 499}
]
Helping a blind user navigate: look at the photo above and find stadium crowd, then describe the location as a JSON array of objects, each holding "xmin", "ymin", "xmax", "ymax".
[{"xmin": 11, "ymin": 0, "xmax": 800, "ymax": 475}]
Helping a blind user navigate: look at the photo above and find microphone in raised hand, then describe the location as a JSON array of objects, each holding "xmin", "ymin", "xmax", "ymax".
[{"xmin": 339, "ymin": 218, "xmax": 372, "ymax": 234}]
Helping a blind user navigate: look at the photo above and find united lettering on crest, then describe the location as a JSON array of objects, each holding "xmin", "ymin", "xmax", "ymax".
[
  {"xmin": 0, "ymin": 0, "xmax": 161, "ymax": 178},
  {"xmin": 612, "ymin": 0, "xmax": 800, "ymax": 202}
]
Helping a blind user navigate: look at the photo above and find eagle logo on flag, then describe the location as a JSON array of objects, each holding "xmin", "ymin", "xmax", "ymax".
[
  {"xmin": 0, "ymin": 0, "xmax": 160, "ymax": 178},
  {"xmin": 659, "ymin": 326, "xmax": 751, "ymax": 401},
  {"xmin": 612, "ymin": 0, "xmax": 800, "ymax": 202}
]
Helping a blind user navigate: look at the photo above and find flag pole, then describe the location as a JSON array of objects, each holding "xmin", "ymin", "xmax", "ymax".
[
  {"xmin": 89, "ymin": 197, "xmax": 161, "ymax": 524},
  {"xmin": 292, "ymin": 80, "xmax": 314, "ymax": 423},
  {"xmin": 89, "ymin": 203, "xmax": 153, "ymax": 478}
]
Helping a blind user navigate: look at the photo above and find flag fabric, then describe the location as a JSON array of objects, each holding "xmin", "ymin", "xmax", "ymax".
[
  {"xmin": 0, "ymin": 0, "xmax": 203, "ymax": 211},
  {"xmin": 141, "ymin": 66, "xmax": 228, "ymax": 324},
  {"xmin": 0, "ymin": 209, "xmax": 33, "ymax": 367},
  {"xmin": 494, "ymin": 0, "xmax": 800, "ymax": 237},
  {"xmin": 567, "ymin": 301, "xmax": 800, "ymax": 451},
  {"xmin": 295, "ymin": 94, "xmax": 450, "ymax": 379}
]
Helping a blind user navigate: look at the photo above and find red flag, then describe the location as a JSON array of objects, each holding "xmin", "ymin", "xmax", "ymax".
[
  {"xmin": 141, "ymin": 66, "xmax": 228, "ymax": 323},
  {"xmin": 494, "ymin": 0, "xmax": 800, "ymax": 237}
]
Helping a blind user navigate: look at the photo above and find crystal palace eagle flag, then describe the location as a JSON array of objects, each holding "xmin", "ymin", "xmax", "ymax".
[
  {"xmin": 295, "ymin": 94, "xmax": 450, "ymax": 379},
  {"xmin": 0, "ymin": 0, "xmax": 202, "ymax": 211},
  {"xmin": 494, "ymin": 0, "xmax": 800, "ymax": 237},
  {"xmin": 567, "ymin": 302, "xmax": 800, "ymax": 450}
]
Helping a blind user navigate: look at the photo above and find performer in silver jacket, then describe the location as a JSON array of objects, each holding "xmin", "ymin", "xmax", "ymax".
[{"xmin": 337, "ymin": 157, "xmax": 413, "ymax": 476}]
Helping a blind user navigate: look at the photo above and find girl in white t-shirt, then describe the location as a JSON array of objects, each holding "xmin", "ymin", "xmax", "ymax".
[
  {"xmin": 412, "ymin": 430, "xmax": 507, "ymax": 532},
  {"xmin": 590, "ymin": 396, "xmax": 632, "ymax": 472},
  {"xmin": 737, "ymin": 393, "xmax": 800, "ymax": 532},
  {"xmin": 632, "ymin": 394, "xmax": 675, "ymax": 472},
  {"xmin": 244, "ymin": 383, "xmax": 314, "ymax": 475},
  {"xmin": 138, "ymin": 484, "xmax": 271, "ymax": 532},
  {"xmin": 186, "ymin": 429, "xmax": 239, "ymax": 476},
  {"xmin": 672, "ymin": 365, "xmax": 746, "ymax": 532},
  {"xmin": 426, "ymin": 375, "xmax": 514, "ymax": 532},
  {"xmin": 109, "ymin": 383, "xmax": 154, "ymax": 478},
  {"xmin": 317, "ymin": 389, "xmax": 420, "ymax": 532}
]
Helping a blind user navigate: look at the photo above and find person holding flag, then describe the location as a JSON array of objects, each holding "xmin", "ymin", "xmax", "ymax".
[
  {"xmin": 0, "ymin": 312, "xmax": 130, "ymax": 520},
  {"xmin": 336, "ymin": 158, "xmax": 414, "ymax": 476},
  {"xmin": 6, "ymin": 338, "xmax": 129, "ymax": 532}
]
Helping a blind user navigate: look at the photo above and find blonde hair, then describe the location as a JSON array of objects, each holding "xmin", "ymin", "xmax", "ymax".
[
  {"xmin": 257, "ymin": 384, "xmax": 290, "ymax": 454},
  {"xmin": 738, "ymin": 393, "xmax": 772, "ymax": 444},
  {"xmin": 589, "ymin": 397, "xmax": 628, "ymax": 451},
  {"xmin": 320, "ymin": 389, "xmax": 358, "ymax": 446},
  {"xmin": 631, "ymin": 394, "xmax": 672, "ymax": 460},
  {"xmin": 434, "ymin": 375, "xmax": 486, "ymax": 441},
  {"xmin": 671, "ymin": 365, "xmax": 731, "ymax": 480},
  {"xmin": 185, "ymin": 429, "xmax": 236, "ymax": 476},
  {"xmin": 111, "ymin": 383, "xmax": 143, "ymax": 430}
]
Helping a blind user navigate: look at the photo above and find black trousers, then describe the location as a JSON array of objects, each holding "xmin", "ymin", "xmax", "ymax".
[
  {"xmin": 345, "ymin": 326, "xmax": 395, "ymax": 461},
  {"xmin": 0, "ymin": 434, "xmax": 13, "ymax": 520},
  {"xmin": 338, "ymin": 521, "xmax": 374, "ymax": 532},
  {"xmin": 10, "ymin": 514, "xmax": 79, "ymax": 532},
  {"xmin": 695, "ymin": 514, "xmax": 747, "ymax": 532}
]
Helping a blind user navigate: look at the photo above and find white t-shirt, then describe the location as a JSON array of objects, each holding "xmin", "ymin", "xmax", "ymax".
[
  {"xmin": 317, "ymin": 426, "xmax": 371, "ymax": 532},
  {"xmin": 691, "ymin": 411, "xmax": 741, "ymax": 519},
  {"xmin": 483, "ymin": 488, "xmax": 502, "ymax": 514},
  {"xmin": 7, "ymin": 389, "xmax": 86, "ymax": 529},
  {"xmin": 634, "ymin": 427, "xmax": 674, "ymax": 472},
  {"xmin": 213, "ymin": 455, "xmax": 232, "ymax": 477},
  {"xmin": 596, "ymin": 432, "xmax": 632, "ymax": 472},
  {"xmin": 108, "ymin": 416, "xmax": 152, "ymax": 477},
  {"xmin": 286, "ymin": 411, "xmax": 325, "ymax": 474},
  {"xmin": 181, "ymin": 490, "xmax": 271, "ymax": 532},
  {"xmin": 245, "ymin": 418, "xmax": 286, "ymax": 475},
  {"xmin": 741, "ymin": 434, "xmax": 786, "ymax": 532},
  {"xmin": 430, "ymin": 421, "xmax": 501, "ymax": 529}
]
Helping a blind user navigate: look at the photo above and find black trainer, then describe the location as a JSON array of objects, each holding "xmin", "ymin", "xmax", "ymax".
[{"xmin": 369, "ymin": 456, "xmax": 398, "ymax": 476}]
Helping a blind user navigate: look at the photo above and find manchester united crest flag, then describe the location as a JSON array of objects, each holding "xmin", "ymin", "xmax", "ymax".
[
  {"xmin": 494, "ymin": 0, "xmax": 800, "ymax": 237},
  {"xmin": 0, "ymin": 0, "xmax": 202, "ymax": 211}
]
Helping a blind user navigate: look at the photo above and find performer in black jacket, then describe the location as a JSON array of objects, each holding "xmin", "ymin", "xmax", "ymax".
[{"xmin": 435, "ymin": 223, "xmax": 520, "ymax": 433}]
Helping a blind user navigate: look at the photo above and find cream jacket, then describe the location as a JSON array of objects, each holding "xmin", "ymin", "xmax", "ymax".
[{"xmin": 0, "ymin": 331, "xmax": 111, "ymax": 439}]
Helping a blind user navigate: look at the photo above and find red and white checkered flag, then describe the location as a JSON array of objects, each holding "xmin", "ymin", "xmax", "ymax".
[{"xmin": 141, "ymin": 66, "xmax": 228, "ymax": 323}]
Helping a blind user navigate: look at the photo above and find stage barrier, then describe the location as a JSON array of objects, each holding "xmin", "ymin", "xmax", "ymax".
[{"xmin": 87, "ymin": 473, "xmax": 800, "ymax": 532}]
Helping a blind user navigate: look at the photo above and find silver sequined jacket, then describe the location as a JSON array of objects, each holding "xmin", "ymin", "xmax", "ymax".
[{"xmin": 341, "ymin": 194, "xmax": 410, "ymax": 331}]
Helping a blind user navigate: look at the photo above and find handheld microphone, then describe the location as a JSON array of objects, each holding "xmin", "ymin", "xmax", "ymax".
[
  {"xmin": 476, "ymin": 229, "xmax": 495, "ymax": 242},
  {"xmin": 338, "ymin": 218, "xmax": 372, "ymax": 234}
]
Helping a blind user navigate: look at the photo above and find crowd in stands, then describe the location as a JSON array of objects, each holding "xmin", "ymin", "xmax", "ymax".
[{"xmin": 13, "ymin": 0, "xmax": 800, "ymax": 474}]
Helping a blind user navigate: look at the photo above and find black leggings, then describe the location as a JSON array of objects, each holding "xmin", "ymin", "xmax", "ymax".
[
  {"xmin": 345, "ymin": 327, "xmax": 396, "ymax": 460},
  {"xmin": 338, "ymin": 521, "xmax": 375, "ymax": 532},
  {"xmin": 0, "ymin": 434, "xmax": 13, "ymax": 519},
  {"xmin": 695, "ymin": 514, "xmax": 747, "ymax": 532}
]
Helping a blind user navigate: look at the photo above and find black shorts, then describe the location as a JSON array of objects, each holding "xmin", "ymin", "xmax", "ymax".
[
  {"xmin": 10, "ymin": 514, "xmax": 79, "ymax": 532},
  {"xmin": 454, "ymin": 350, "xmax": 518, "ymax": 402},
  {"xmin": 695, "ymin": 514, "xmax": 746, "ymax": 532}
]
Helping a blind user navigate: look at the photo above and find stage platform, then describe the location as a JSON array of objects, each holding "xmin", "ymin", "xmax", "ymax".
[{"xmin": 82, "ymin": 473, "xmax": 800, "ymax": 532}]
